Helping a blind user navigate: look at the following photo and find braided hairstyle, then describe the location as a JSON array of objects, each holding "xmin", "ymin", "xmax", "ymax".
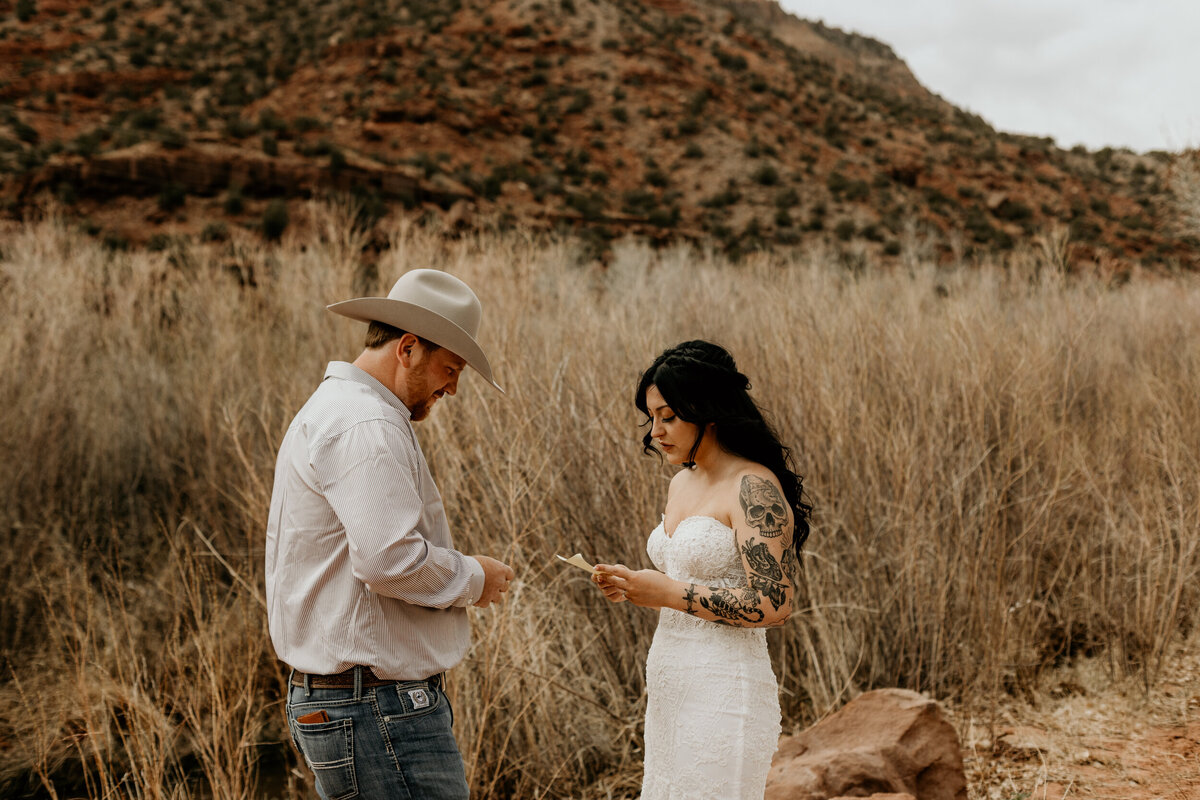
[{"xmin": 635, "ymin": 340, "xmax": 811, "ymax": 553}]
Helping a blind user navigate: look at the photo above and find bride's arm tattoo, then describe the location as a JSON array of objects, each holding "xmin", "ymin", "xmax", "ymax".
[
  {"xmin": 741, "ymin": 537, "xmax": 789, "ymax": 611},
  {"xmin": 677, "ymin": 584, "xmax": 767, "ymax": 626},
  {"xmin": 741, "ymin": 538, "xmax": 783, "ymax": 581},
  {"xmin": 781, "ymin": 546, "xmax": 801, "ymax": 593},
  {"xmin": 699, "ymin": 587, "xmax": 766, "ymax": 625},
  {"xmin": 678, "ymin": 580, "xmax": 785, "ymax": 626},
  {"xmin": 740, "ymin": 475, "xmax": 788, "ymax": 538},
  {"xmin": 750, "ymin": 573, "xmax": 788, "ymax": 611},
  {"xmin": 673, "ymin": 476, "xmax": 797, "ymax": 627}
]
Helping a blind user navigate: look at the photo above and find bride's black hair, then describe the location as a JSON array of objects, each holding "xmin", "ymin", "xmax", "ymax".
[{"xmin": 635, "ymin": 340, "xmax": 811, "ymax": 552}]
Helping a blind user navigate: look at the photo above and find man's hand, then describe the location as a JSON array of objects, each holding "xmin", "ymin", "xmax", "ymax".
[{"xmin": 471, "ymin": 555, "xmax": 515, "ymax": 608}]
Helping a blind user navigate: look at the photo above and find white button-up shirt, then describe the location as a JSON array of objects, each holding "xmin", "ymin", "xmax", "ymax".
[{"xmin": 265, "ymin": 361, "xmax": 485, "ymax": 680}]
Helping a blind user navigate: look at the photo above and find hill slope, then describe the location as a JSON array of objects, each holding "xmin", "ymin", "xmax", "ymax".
[{"xmin": 0, "ymin": 0, "xmax": 1194, "ymax": 271}]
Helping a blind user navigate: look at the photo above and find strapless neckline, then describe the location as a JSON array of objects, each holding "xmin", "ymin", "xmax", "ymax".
[{"xmin": 661, "ymin": 513, "xmax": 734, "ymax": 539}]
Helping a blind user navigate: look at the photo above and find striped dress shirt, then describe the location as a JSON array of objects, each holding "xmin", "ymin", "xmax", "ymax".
[{"xmin": 265, "ymin": 361, "xmax": 485, "ymax": 680}]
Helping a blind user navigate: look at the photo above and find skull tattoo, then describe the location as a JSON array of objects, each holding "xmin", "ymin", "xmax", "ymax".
[{"xmin": 740, "ymin": 475, "xmax": 788, "ymax": 538}]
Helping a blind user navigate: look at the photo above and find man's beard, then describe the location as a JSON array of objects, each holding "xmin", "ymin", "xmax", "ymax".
[
  {"xmin": 410, "ymin": 396, "xmax": 437, "ymax": 421},
  {"xmin": 407, "ymin": 383, "xmax": 441, "ymax": 421}
]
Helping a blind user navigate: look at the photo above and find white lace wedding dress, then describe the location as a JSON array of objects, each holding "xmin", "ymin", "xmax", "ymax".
[{"xmin": 640, "ymin": 515, "xmax": 782, "ymax": 800}]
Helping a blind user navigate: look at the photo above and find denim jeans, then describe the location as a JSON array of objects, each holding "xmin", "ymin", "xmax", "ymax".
[{"xmin": 286, "ymin": 671, "xmax": 469, "ymax": 800}]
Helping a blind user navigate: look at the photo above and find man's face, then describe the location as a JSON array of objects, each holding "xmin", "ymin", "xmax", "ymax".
[{"xmin": 403, "ymin": 342, "xmax": 467, "ymax": 421}]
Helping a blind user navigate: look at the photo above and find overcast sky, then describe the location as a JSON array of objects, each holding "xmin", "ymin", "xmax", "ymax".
[{"xmin": 778, "ymin": 0, "xmax": 1200, "ymax": 153}]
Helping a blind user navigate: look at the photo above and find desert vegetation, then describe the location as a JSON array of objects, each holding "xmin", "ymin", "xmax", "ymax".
[{"xmin": 1, "ymin": 207, "xmax": 1199, "ymax": 798}]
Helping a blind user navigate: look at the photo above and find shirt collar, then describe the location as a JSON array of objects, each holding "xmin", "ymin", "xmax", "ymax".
[{"xmin": 323, "ymin": 361, "xmax": 412, "ymax": 420}]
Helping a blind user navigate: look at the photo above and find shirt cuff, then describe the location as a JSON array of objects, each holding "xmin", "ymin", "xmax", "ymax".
[{"xmin": 463, "ymin": 554, "xmax": 486, "ymax": 606}]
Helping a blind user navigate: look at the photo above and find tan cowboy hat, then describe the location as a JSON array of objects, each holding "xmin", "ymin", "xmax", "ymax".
[{"xmin": 327, "ymin": 269, "xmax": 503, "ymax": 393}]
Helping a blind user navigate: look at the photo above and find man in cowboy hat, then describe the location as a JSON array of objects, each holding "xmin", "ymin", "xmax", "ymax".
[{"xmin": 266, "ymin": 269, "xmax": 514, "ymax": 799}]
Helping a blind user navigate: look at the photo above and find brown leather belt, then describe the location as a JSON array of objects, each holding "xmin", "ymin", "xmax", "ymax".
[{"xmin": 290, "ymin": 666, "xmax": 443, "ymax": 690}]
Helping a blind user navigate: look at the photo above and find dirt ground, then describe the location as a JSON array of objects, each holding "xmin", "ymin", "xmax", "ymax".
[{"xmin": 954, "ymin": 635, "xmax": 1200, "ymax": 800}]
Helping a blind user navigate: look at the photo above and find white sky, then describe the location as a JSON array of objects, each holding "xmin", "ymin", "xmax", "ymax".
[{"xmin": 778, "ymin": 0, "xmax": 1200, "ymax": 153}]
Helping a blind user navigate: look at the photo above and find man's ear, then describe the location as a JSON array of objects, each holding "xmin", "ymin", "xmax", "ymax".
[{"xmin": 394, "ymin": 333, "xmax": 421, "ymax": 368}]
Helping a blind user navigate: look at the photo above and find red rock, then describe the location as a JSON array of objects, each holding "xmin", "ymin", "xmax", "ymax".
[{"xmin": 765, "ymin": 688, "xmax": 967, "ymax": 800}]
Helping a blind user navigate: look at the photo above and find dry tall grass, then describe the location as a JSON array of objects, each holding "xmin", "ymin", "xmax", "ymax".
[
  {"xmin": 2, "ymin": 207, "xmax": 1198, "ymax": 798},
  {"xmin": 1176, "ymin": 149, "xmax": 1200, "ymax": 239}
]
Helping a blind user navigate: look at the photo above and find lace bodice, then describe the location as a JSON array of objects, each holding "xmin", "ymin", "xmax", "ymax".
[{"xmin": 647, "ymin": 515, "xmax": 746, "ymax": 586}]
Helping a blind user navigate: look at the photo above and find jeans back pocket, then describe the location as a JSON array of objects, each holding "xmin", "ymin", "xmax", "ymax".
[{"xmin": 292, "ymin": 716, "xmax": 358, "ymax": 800}]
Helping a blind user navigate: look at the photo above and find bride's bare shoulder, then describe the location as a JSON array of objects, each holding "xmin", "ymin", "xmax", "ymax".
[
  {"xmin": 726, "ymin": 464, "xmax": 785, "ymax": 512},
  {"xmin": 740, "ymin": 463, "xmax": 779, "ymax": 483},
  {"xmin": 728, "ymin": 460, "xmax": 779, "ymax": 490}
]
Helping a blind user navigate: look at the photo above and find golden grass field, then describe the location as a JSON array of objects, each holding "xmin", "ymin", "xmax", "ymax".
[{"xmin": 1, "ymin": 205, "xmax": 1198, "ymax": 799}]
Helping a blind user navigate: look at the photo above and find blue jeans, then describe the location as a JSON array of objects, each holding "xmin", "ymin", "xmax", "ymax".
[{"xmin": 286, "ymin": 671, "xmax": 469, "ymax": 800}]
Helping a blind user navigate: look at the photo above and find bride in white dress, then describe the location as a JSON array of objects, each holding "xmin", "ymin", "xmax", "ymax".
[{"xmin": 594, "ymin": 340, "xmax": 812, "ymax": 800}]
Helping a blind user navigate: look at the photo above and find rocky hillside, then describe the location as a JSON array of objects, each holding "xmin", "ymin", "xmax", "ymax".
[{"xmin": 1, "ymin": 0, "xmax": 1194, "ymax": 271}]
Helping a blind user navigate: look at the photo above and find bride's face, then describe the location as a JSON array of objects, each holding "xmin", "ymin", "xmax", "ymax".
[{"xmin": 644, "ymin": 385, "xmax": 701, "ymax": 466}]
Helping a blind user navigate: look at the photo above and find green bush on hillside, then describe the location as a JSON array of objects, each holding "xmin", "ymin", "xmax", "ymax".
[{"xmin": 262, "ymin": 199, "xmax": 289, "ymax": 240}]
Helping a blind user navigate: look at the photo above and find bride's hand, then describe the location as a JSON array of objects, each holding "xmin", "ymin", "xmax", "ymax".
[
  {"xmin": 593, "ymin": 564, "xmax": 672, "ymax": 609},
  {"xmin": 591, "ymin": 568, "xmax": 628, "ymax": 603}
]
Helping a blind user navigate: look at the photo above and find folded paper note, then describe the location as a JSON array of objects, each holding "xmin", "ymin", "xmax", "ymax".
[{"xmin": 555, "ymin": 553, "xmax": 596, "ymax": 572}]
